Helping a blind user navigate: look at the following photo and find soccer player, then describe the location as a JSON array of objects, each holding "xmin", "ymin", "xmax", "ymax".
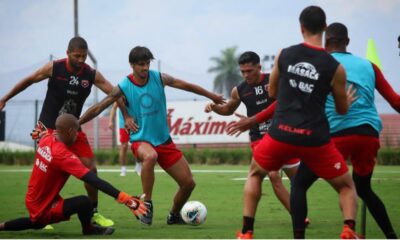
[
  {"xmin": 0, "ymin": 37, "xmax": 115, "ymax": 227},
  {"xmin": 79, "ymin": 46, "xmax": 225, "ymax": 225},
  {"xmin": 204, "ymin": 51, "xmax": 300, "ymax": 214},
  {"xmin": 290, "ymin": 22, "xmax": 399, "ymax": 239},
  {"xmin": 109, "ymin": 102, "xmax": 142, "ymax": 177},
  {"xmin": 0, "ymin": 114, "xmax": 147, "ymax": 235},
  {"xmin": 233, "ymin": 6, "xmax": 359, "ymax": 239}
]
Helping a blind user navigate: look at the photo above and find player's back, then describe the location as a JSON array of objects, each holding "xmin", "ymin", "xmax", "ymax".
[
  {"xmin": 269, "ymin": 43, "xmax": 339, "ymax": 146},
  {"xmin": 326, "ymin": 52, "xmax": 381, "ymax": 134},
  {"xmin": 25, "ymin": 133, "xmax": 89, "ymax": 221}
]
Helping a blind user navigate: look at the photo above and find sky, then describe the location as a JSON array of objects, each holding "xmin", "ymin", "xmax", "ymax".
[{"xmin": 0, "ymin": 0, "xmax": 399, "ymax": 112}]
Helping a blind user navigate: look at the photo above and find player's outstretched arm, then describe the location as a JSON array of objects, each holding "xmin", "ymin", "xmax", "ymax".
[
  {"xmin": 161, "ymin": 73, "xmax": 225, "ymax": 104},
  {"xmin": 268, "ymin": 51, "xmax": 281, "ymax": 98},
  {"xmin": 0, "ymin": 62, "xmax": 52, "ymax": 111},
  {"xmin": 79, "ymin": 86, "xmax": 123, "ymax": 125},
  {"xmin": 372, "ymin": 63, "xmax": 400, "ymax": 112},
  {"xmin": 205, "ymin": 87, "xmax": 241, "ymax": 115},
  {"xmin": 331, "ymin": 64, "xmax": 349, "ymax": 115},
  {"xmin": 81, "ymin": 171, "xmax": 148, "ymax": 219}
]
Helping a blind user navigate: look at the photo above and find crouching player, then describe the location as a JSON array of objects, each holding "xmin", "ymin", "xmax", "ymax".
[{"xmin": 0, "ymin": 114, "xmax": 147, "ymax": 235}]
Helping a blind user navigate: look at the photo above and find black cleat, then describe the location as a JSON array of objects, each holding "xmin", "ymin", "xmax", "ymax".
[
  {"xmin": 83, "ymin": 223, "xmax": 115, "ymax": 235},
  {"xmin": 140, "ymin": 201, "xmax": 153, "ymax": 225},
  {"xmin": 167, "ymin": 212, "xmax": 186, "ymax": 225}
]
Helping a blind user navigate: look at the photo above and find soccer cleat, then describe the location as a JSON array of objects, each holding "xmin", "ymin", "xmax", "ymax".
[
  {"xmin": 305, "ymin": 217, "xmax": 310, "ymax": 227},
  {"xmin": 236, "ymin": 230, "xmax": 253, "ymax": 239},
  {"xmin": 140, "ymin": 201, "xmax": 153, "ymax": 225},
  {"xmin": 167, "ymin": 212, "xmax": 186, "ymax": 225},
  {"xmin": 83, "ymin": 223, "xmax": 114, "ymax": 235},
  {"xmin": 340, "ymin": 225, "xmax": 362, "ymax": 239},
  {"xmin": 92, "ymin": 213, "xmax": 114, "ymax": 227},
  {"xmin": 135, "ymin": 162, "xmax": 142, "ymax": 176},
  {"xmin": 43, "ymin": 225, "xmax": 54, "ymax": 230}
]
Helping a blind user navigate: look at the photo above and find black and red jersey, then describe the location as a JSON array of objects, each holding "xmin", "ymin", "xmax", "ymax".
[
  {"xmin": 237, "ymin": 73, "xmax": 274, "ymax": 141},
  {"xmin": 38, "ymin": 59, "xmax": 96, "ymax": 129},
  {"xmin": 268, "ymin": 43, "xmax": 339, "ymax": 146}
]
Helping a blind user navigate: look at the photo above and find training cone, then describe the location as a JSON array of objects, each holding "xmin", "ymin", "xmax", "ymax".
[{"xmin": 366, "ymin": 38, "xmax": 383, "ymax": 70}]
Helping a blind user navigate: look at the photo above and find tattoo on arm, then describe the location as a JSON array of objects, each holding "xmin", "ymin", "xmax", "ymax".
[{"xmin": 161, "ymin": 73, "xmax": 175, "ymax": 86}]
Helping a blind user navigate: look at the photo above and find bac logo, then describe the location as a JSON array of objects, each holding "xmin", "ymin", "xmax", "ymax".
[{"xmin": 35, "ymin": 158, "xmax": 48, "ymax": 173}]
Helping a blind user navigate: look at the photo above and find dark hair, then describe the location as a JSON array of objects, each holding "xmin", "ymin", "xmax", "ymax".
[
  {"xmin": 67, "ymin": 37, "xmax": 88, "ymax": 51},
  {"xmin": 238, "ymin": 51, "xmax": 260, "ymax": 65},
  {"xmin": 326, "ymin": 22, "xmax": 349, "ymax": 47},
  {"xmin": 129, "ymin": 46, "xmax": 154, "ymax": 64},
  {"xmin": 299, "ymin": 6, "xmax": 326, "ymax": 34}
]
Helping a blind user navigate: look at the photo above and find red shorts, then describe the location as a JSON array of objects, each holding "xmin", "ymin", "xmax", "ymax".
[
  {"xmin": 251, "ymin": 139, "xmax": 300, "ymax": 169},
  {"xmin": 253, "ymin": 134, "xmax": 348, "ymax": 179},
  {"xmin": 47, "ymin": 129, "xmax": 94, "ymax": 158},
  {"xmin": 30, "ymin": 196, "xmax": 69, "ymax": 225},
  {"xmin": 119, "ymin": 128, "xmax": 129, "ymax": 143},
  {"xmin": 332, "ymin": 135, "xmax": 380, "ymax": 176},
  {"xmin": 131, "ymin": 140, "xmax": 183, "ymax": 169}
]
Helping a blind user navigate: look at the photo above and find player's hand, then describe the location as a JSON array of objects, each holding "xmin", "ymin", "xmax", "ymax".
[
  {"xmin": 346, "ymin": 84, "xmax": 358, "ymax": 106},
  {"xmin": 226, "ymin": 113, "xmax": 255, "ymax": 137},
  {"xmin": 211, "ymin": 94, "xmax": 226, "ymax": 105},
  {"xmin": 117, "ymin": 192, "xmax": 148, "ymax": 220},
  {"xmin": 204, "ymin": 103, "xmax": 215, "ymax": 113},
  {"xmin": 108, "ymin": 122, "xmax": 114, "ymax": 130},
  {"xmin": 30, "ymin": 121, "xmax": 48, "ymax": 140},
  {"xmin": 124, "ymin": 116, "xmax": 139, "ymax": 133}
]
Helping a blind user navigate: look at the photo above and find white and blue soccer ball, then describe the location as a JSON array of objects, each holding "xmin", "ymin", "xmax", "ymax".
[{"xmin": 180, "ymin": 201, "xmax": 207, "ymax": 226}]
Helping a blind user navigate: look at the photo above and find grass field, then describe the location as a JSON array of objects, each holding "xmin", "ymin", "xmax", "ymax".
[{"xmin": 0, "ymin": 164, "xmax": 399, "ymax": 239}]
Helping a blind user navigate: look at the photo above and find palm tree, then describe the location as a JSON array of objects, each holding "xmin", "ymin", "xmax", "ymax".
[{"xmin": 208, "ymin": 46, "xmax": 242, "ymax": 98}]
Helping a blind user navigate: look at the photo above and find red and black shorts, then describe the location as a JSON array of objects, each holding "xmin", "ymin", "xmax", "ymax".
[
  {"xmin": 30, "ymin": 196, "xmax": 69, "ymax": 225},
  {"xmin": 131, "ymin": 138, "xmax": 183, "ymax": 170},
  {"xmin": 119, "ymin": 128, "xmax": 129, "ymax": 143},
  {"xmin": 253, "ymin": 134, "xmax": 348, "ymax": 179},
  {"xmin": 332, "ymin": 135, "xmax": 380, "ymax": 176},
  {"xmin": 251, "ymin": 139, "xmax": 300, "ymax": 169}
]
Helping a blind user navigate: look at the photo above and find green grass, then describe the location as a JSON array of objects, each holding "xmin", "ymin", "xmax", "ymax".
[{"xmin": 0, "ymin": 165, "xmax": 399, "ymax": 239}]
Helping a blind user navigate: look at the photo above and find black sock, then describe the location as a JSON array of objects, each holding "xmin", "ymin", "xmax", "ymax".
[
  {"xmin": 294, "ymin": 229, "xmax": 305, "ymax": 239},
  {"xmin": 92, "ymin": 201, "xmax": 98, "ymax": 213},
  {"xmin": 4, "ymin": 217, "xmax": 45, "ymax": 231},
  {"xmin": 385, "ymin": 231, "xmax": 398, "ymax": 239},
  {"xmin": 242, "ymin": 216, "xmax": 254, "ymax": 234},
  {"xmin": 344, "ymin": 219, "xmax": 356, "ymax": 230},
  {"xmin": 353, "ymin": 172, "xmax": 397, "ymax": 237}
]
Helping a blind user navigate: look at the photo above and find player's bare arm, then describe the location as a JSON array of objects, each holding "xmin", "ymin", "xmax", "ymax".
[
  {"xmin": 93, "ymin": 70, "xmax": 114, "ymax": 95},
  {"xmin": 268, "ymin": 51, "xmax": 281, "ymax": 98},
  {"xmin": 0, "ymin": 61, "xmax": 53, "ymax": 110},
  {"xmin": 79, "ymin": 86, "xmax": 123, "ymax": 125},
  {"xmin": 161, "ymin": 73, "xmax": 225, "ymax": 104},
  {"xmin": 331, "ymin": 64, "xmax": 349, "ymax": 115},
  {"xmin": 108, "ymin": 102, "xmax": 118, "ymax": 130},
  {"xmin": 205, "ymin": 87, "xmax": 240, "ymax": 115}
]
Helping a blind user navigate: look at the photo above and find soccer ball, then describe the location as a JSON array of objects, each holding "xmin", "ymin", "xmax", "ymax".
[{"xmin": 180, "ymin": 201, "xmax": 207, "ymax": 226}]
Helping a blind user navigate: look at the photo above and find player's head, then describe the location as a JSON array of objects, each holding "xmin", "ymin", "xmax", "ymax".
[
  {"xmin": 55, "ymin": 113, "xmax": 79, "ymax": 146},
  {"xmin": 325, "ymin": 22, "xmax": 349, "ymax": 52},
  {"xmin": 299, "ymin": 6, "xmax": 326, "ymax": 36},
  {"xmin": 398, "ymin": 35, "xmax": 400, "ymax": 55},
  {"xmin": 67, "ymin": 37, "xmax": 88, "ymax": 70},
  {"xmin": 238, "ymin": 51, "xmax": 261, "ymax": 84},
  {"xmin": 129, "ymin": 46, "xmax": 154, "ymax": 79}
]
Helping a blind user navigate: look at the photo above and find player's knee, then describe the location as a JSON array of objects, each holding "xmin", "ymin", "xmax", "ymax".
[
  {"xmin": 182, "ymin": 178, "xmax": 196, "ymax": 192},
  {"xmin": 268, "ymin": 171, "xmax": 281, "ymax": 182},
  {"xmin": 142, "ymin": 152, "xmax": 158, "ymax": 165}
]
